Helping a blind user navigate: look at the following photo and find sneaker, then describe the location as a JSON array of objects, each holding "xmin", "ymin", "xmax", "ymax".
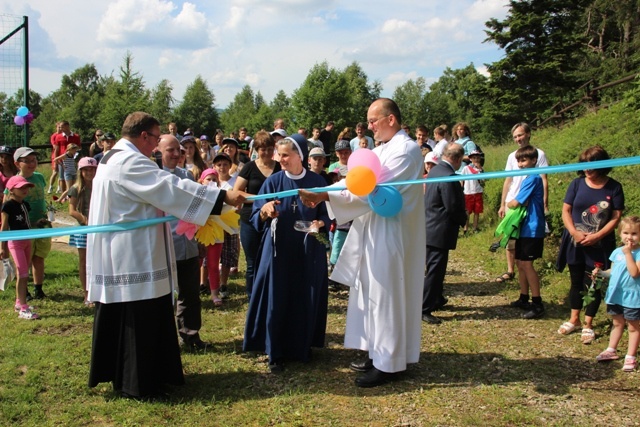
[
  {"xmin": 18, "ymin": 308, "xmax": 40, "ymax": 320},
  {"xmin": 219, "ymin": 285, "xmax": 229, "ymax": 298},
  {"xmin": 26, "ymin": 291, "xmax": 33, "ymax": 302},
  {"xmin": 47, "ymin": 187, "xmax": 52, "ymax": 194},
  {"xmin": 199, "ymin": 284, "xmax": 211, "ymax": 296},
  {"xmin": 596, "ymin": 349, "xmax": 619, "ymax": 362},
  {"xmin": 522, "ymin": 303, "xmax": 544, "ymax": 319},
  {"xmin": 33, "ymin": 287, "xmax": 46, "ymax": 300},
  {"xmin": 15, "ymin": 303, "xmax": 35, "ymax": 312},
  {"xmin": 510, "ymin": 299, "xmax": 531, "ymax": 310}
]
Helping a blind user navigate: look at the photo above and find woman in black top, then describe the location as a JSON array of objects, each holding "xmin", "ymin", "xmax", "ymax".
[{"xmin": 233, "ymin": 131, "xmax": 281, "ymax": 297}]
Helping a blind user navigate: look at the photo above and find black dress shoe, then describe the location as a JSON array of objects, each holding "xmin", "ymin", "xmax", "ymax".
[
  {"xmin": 350, "ymin": 358, "xmax": 374, "ymax": 372},
  {"xmin": 355, "ymin": 367, "xmax": 398, "ymax": 388},
  {"xmin": 268, "ymin": 360, "xmax": 285, "ymax": 373},
  {"xmin": 435, "ymin": 297, "xmax": 448, "ymax": 310},
  {"xmin": 190, "ymin": 339, "xmax": 209, "ymax": 351},
  {"xmin": 422, "ymin": 313, "xmax": 442, "ymax": 324}
]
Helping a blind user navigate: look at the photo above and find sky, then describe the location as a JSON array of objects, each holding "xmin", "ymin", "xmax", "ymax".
[{"xmin": 1, "ymin": 0, "xmax": 509, "ymax": 109}]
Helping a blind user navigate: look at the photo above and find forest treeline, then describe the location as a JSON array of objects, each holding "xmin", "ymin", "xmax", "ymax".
[{"xmin": 1, "ymin": 0, "xmax": 639, "ymax": 146}]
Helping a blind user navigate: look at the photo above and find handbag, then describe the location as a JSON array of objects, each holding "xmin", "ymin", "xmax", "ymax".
[{"xmin": 0, "ymin": 258, "xmax": 16, "ymax": 291}]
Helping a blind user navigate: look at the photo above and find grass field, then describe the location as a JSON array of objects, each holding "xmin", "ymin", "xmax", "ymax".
[{"xmin": 2, "ymin": 104, "xmax": 640, "ymax": 426}]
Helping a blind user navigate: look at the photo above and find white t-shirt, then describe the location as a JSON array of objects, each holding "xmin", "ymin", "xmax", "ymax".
[
  {"xmin": 460, "ymin": 164, "xmax": 484, "ymax": 195},
  {"xmin": 504, "ymin": 147, "xmax": 548, "ymax": 203}
]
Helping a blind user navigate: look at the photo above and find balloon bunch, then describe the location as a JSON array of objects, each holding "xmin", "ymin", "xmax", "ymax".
[
  {"xmin": 14, "ymin": 106, "xmax": 34, "ymax": 126},
  {"xmin": 345, "ymin": 149, "xmax": 403, "ymax": 217}
]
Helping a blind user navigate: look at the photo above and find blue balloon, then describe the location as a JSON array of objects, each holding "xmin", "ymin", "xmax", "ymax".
[
  {"xmin": 16, "ymin": 106, "xmax": 29, "ymax": 117},
  {"xmin": 368, "ymin": 185, "xmax": 403, "ymax": 217}
]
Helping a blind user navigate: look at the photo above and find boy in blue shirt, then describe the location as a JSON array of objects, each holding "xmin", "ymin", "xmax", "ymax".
[{"xmin": 507, "ymin": 145, "xmax": 546, "ymax": 319}]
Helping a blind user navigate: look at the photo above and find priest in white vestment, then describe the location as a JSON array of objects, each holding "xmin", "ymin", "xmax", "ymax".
[
  {"xmin": 87, "ymin": 112, "xmax": 244, "ymax": 398},
  {"xmin": 300, "ymin": 98, "xmax": 426, "ymax": 387}
]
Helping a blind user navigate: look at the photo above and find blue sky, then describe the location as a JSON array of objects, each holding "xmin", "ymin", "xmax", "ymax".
[{"xmin": 1, "ymin": 0, "xmax": 509, "ymax": 108}]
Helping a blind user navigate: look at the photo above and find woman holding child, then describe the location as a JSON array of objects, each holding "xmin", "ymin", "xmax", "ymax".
[{"xmin": 556, "ymin": 146, "xmax": 624, "ymax": 344}]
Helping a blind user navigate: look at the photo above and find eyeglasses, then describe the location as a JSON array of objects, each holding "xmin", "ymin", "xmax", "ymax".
[
  {"xmin": 367, "ymin": 115, "xmax": 389, "ymax": 126},
  {"xmin": 146, "ymin": 131, "xmax": 161, "ymax": 141},
  {"xmin": 19, "ymin": 158, "xmax": 38, "ymax": 164}
]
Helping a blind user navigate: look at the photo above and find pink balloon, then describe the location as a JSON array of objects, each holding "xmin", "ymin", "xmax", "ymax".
[
  {"xmin": 347, "ymin": 148, "xmax": 381, "ymax": 179},
  {"xmin": 14, "ymin": 115, "xmax": 25, "ymax": 126},
  {"xmin": 25, "ymin": 112, "xmax": 34, "ymax": 124}
]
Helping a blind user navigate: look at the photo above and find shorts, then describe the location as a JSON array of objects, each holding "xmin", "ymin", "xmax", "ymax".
[
  {"xmin": 607, "ymin": 304, "xmax": 640, "ymax": 321},
  {"xmin": 69, "ymin": 233, "xmax": 87, "ymax": 249},
  {"xmin": 515, "ymin": 237, "xmax": 544, "ymax": 261},
  {"xmin": 64, "ymin": 172, "xmax": 77, "ymax": 182},
  {"xmin": 32, "ymin": 237, "xmax": 52, "ymax": 259},
  {"xmin": 57, "ymin": 163, "xmax": 65, "ymax": 176},
  {"xmin": 464, "ymin": 193, "xmax": 483, "ymax": 214}
]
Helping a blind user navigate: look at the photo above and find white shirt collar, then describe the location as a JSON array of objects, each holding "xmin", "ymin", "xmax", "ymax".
[{"xmin": 284, "ymin": 169, "xmax": 306, "ymax": 180}]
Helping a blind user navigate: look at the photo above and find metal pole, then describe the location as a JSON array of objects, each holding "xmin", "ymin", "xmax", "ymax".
[{"xmin": 23, "ymin": 16, "xmax": 29, "ymax": 147}]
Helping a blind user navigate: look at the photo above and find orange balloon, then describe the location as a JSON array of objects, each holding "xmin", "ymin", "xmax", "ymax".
[{"xmin": 346, "ymin": 165, "xmax": 377, "ymax": 197}]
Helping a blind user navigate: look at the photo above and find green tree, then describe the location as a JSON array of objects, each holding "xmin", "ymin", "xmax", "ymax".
[
  {"xmin": 149, "ymin": 79, "xmax": 174, "ymax": 129},
  {"xmin": 30, "ymin": 64, "xmax": 105, "ymax": 145},
  {"xmin": 97, "ymin": 53, "xmax": 150, "ymax": 135},
  {"xmin": 484, "ymin": 0, "xmax": 588, "ymax": 129},
  {"xmin": 269, "ymin": 90, "xmax": 291, "ymax": 130},
  {"xmin": 220, "ymin": 85, "xmax": 258, "ymax": 134},
  {"xmin": 342, "ymin": 62, "xmax": 380, "ymax": 126},
  {"xmin": 173, "ymin": 76, "xmax": 219, "ymax": 136},
  {"xmin": 393, "ymin": 77, "xmax": 428, "ymax": 127}
]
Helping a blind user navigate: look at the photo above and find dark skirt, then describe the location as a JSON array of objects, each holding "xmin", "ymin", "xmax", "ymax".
[{"xmin": 88, "ymin": 293, "xmax": 184, "ymax": 397}]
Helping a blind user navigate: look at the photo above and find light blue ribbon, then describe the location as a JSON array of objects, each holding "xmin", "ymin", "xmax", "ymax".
[{"xmin": 2, "ymin": 156, "xmax": 639, "ymax": 242}]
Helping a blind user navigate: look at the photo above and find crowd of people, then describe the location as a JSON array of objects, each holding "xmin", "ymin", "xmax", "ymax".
[{"xmin": 0, "ymin": 99, "xmax": 639, "ymax": 398}]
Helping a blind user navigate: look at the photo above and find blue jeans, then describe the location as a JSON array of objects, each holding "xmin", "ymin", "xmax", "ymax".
[{"xmin": 239, "ymin": 218, "xmax": 262, "ymax": 298}]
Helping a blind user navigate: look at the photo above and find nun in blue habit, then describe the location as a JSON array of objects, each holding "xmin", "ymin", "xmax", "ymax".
[{"xmin": 243, "ymin": 134, "xmax": 330, "ymax": 373}]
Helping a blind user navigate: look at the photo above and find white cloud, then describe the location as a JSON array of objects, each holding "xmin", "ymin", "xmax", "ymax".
[
  {"xmin": 476, "ymin": 65, "xmax": 490, "ymax": 77},
  {"xmin": 466, "ymin": 0, "xmax": 509, "ymax": 22},
  {"xmin": 97, "ymin": 0, "xmax": 210, "ymax": 49}
]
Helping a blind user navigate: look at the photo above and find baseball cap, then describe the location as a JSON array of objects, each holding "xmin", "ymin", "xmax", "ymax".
[
  {"xmin": 78, "ymin": 157, "xmax": 98, "ymax": 169},
  {"xmin": 99, "ymin": 132, "xmax": 116, "ymax": 141},
  {"xmin": 200, "ymin": 168, "xmax": 218, "ymax": 182},
  {"xmin": 270, "ymin": 129, "xmax": 288, "ymax": 138},
  {"xmin": 6, "ymin": 175, "xmax": 35, "ymax": 190},
  {"xmin": 424, "ymin": 151, "xmax": 439, "ymax": 165},
  {"xmin": 469, "ymin": 150, "xmax": 483, "ymax": 157},
  {"xmin": 212, "ymin": 152, "xmax": 232, "ymax": 164},
  {"xmin": 221, "ymin": 138, "xmax": 239, "ymax": 147},
  {"xmin": 335, "ymin": 139, "xmax": 351, "ymax": 151},
  {"xmin": 13, "ymin": 147, "xmax": 36, "ymax": 162},
  {"xmin": 200, "ymin": 135, "xmax": 209, "ymax": 141},
  {"xmin": 0, "ymin": 145, "xmax": 14, "ymax": 156},
  {"xmin": 309, "ymin": 147, "xmax": 329, "ymax": 157}
]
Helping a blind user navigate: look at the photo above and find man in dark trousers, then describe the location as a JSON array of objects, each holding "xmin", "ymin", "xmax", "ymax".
[{"xmin": 422, "ymin": 142, "xmax": 467, "ymax": 324}]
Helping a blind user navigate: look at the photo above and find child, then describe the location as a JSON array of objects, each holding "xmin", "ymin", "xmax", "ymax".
[
  {"xmin": 54, "ymin": 143, "xmax": 80, "ymax": 202},
  {"xmin": 358, "ymin": 137, "xmax": 369, "ymax": 150},
  {"xmin": 1, "ymin": 176, "xmax": 39, "ymax": 319},
  {"xmin": 506, "ymin": 145, "xmax": 546, "ymax": 319},
  {"xmin": 214, "ymin": 153, "xmax": 239, "ymax": 298},
  {"xmin": 198, "ymin": 168, "xmax": 224, "ymax": 306},
  {"xmin": 327, "ymin": 139, "xmax": 352, "ymax": 172},
  {"xmin": 14, "ymin": 147, "xmax": 50, "ymax": 300},
  {"xmin": 0, "ymin": 145, "xmax": 18, "ymax": 193},
  {"xmin": 308, "ymin": 147, "xmax": 332, "ymax": 185},
  {"xmin": 593, "ymin": 216, "xmax": 640, "ymax": 371},
  {"xmin": 68, "ymin": 157, "xmax": 98, "ymax": 306},
  {"xmin": 460, "ymin": 150, "xmax": 485, "ymax": 233}
]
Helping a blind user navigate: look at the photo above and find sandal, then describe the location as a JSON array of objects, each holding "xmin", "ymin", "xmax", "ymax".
[
  {"xmin": 495, "ymin": 272, "xmax": 515, "ymax": 283},
  {"xmin": 596, "ymin": 348, "xmax": 619, "ymax": 361},
  {"xmin": 557, "ymin": 322, "xmax": 578, "ymax": 335},
  {"xmin": 212, "ymin": 297, "xmax": 223, "ymax": 307},
  {"xmin": 581, "ymin": 328, "xmax": 595, "ymax": 345},
  {"xmin": 623, "ymin": 357, "xmax": 637, "ymax": 372}
]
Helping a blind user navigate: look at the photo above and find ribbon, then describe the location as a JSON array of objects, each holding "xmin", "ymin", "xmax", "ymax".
[{"xmin": 2, "ymin": 156, "xmax": 639, "ymax": 242}]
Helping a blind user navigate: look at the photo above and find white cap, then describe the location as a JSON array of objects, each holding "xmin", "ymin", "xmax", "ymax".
[{"xmin": 424, "ymin": 151, "xmax": 439, "ymax": 165}]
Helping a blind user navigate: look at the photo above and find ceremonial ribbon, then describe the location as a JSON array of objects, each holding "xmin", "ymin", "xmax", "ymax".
[{"xmin": 1, "ymin": 156, "xmax": 638, "ymax": 242}]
